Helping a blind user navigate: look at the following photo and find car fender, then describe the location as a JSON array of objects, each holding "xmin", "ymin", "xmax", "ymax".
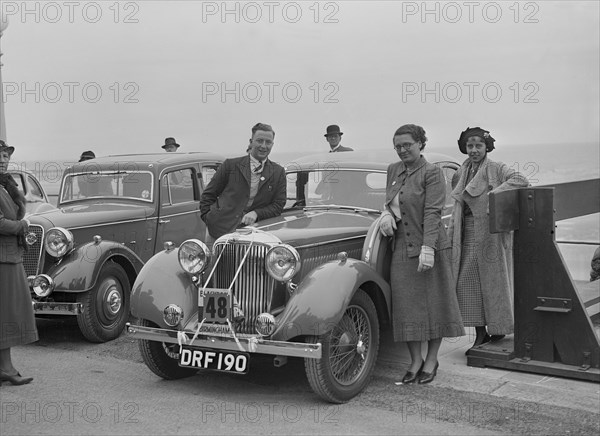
[
  {"xmin": 130, "ymin": 249, "xmax": 197, "ymax": 329},
  {"xmin": 271, "ymin": 258, "xmax": 391, "ymax": 341},
  {"xmin": 47, "ymin": 241, "xmax": 144, "ymax": 293}
]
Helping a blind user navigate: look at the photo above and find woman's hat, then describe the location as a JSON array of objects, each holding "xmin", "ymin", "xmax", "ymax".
[
  {"xmin": 324, "ymin": 125, "xmax": 343, "ymax": 137},
  {"xmin": 457, "ymin": 127, "xmax": 495, "ymax": 154},
  {"xmin": 162, "ymin": 137, "xmax": 180, "ymax": 149},
  {"xmin": 79, "ymin": 150, "xmax": 96, "ymax": 162},
  {"xmin": 0, "ymin": 139, "xmax": 15, "ymax": 156}
]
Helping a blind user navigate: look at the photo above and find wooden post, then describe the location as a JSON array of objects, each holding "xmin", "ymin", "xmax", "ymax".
[{"xmin": 468, "ymin": 180, "xmax": 600, "ymax": 381}]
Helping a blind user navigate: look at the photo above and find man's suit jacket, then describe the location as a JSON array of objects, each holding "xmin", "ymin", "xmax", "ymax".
[{"xmin": 200, "ymin": 155, "xmax": 286, "ymax": 239}]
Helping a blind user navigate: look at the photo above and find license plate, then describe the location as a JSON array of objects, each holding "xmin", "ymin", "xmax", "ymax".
[
  {"xmin": 199, "ymin": 288, "xmax": 232, "ymax": 323},
  {"xmin": 179, "ymin": 347, "xmax": 249, "ymax": 374}
]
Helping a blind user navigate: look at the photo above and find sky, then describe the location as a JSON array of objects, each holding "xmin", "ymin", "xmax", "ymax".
[{"xmin": 0, "ymin": 0, "xmax": 599, "ymax": 163}]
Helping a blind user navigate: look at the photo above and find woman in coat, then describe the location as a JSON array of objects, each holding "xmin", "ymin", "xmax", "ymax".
[
  {"xmin": 448, "ymin": 127, "xmax": 529, "ymax": 349},
  {"xmin": 380, "ymin": 124, "xmax": 464, "ymax": 384},
  {"xmin": 0, "ymin": 140, "xmax": 38, "ymax": 385}
]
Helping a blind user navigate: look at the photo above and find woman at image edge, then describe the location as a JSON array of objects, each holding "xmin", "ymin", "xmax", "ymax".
[
  {"xmin": 380, "ymin": 124, "xmax": 464, "ymax": 385},
  {"xmin": 448, "ymin": 127, "xmax": 529, "ymax": 350},
  {"xmin": 0, "ymin": 140, "xmax": 38, "ymax": 385}
]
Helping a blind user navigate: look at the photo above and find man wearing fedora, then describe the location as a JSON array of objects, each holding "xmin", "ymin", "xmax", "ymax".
[
  {"xmin": 324, "ymin": 125, "xmax": 353, "ymax": 152},
  {"xmin": 200, "ymin": 122, "xmax": 286, "ymax": 241},
  {"xmin": 162, "ymin": 137, "xmax": 180, "ymax": 152},
  {"xmin": 78, "ymin": 150, "xmax": 95, "ymax": 162}
]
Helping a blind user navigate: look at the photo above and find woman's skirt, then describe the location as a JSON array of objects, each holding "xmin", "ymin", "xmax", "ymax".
[
  {"xmin": 0, "ymin": 262, "xmax": 39, "ymax": 349},
  {"xmin": 455, "ymin": 214, "xmax": 486, "ymax": 326},
  {"xmin": 390, "ymin": 228, "xmax": 465, "ymax": 342}
]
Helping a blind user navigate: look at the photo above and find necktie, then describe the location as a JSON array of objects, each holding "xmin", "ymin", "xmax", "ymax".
[{"xmin": 254, "ymin": 162, "xmax": 263, "ymax": 173}]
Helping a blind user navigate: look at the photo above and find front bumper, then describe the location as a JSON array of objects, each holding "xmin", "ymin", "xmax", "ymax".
[
  {"xmin": 33, "ymin": 301, "xmax": 83, "ymax": 315},
  {"xmin": 126, "ymin": 323, "xmax": 322, "ymax": 359}
]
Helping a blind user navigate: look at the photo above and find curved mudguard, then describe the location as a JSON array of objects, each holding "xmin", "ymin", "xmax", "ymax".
[
  {"xmin": 47, "ymin": 241, "xmax": 144, "ymax": 293},
  {"xmin": 271, "ymin": 257, "xmax": 391, "ymax": 341},
  {"xmin": 130, "ymin": 249, "xmax": 197, "ymax": 329}
]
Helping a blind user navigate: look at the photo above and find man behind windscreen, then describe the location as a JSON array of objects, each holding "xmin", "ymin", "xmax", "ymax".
[{"xmin": 200, "ymin": 123, "xmax": 286, "ymax": 240}]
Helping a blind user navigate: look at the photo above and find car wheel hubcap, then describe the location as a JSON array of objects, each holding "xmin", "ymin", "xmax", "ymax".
[{"xmin": 106, "ymin": 289, "xmax": 122, "ymax": 315}]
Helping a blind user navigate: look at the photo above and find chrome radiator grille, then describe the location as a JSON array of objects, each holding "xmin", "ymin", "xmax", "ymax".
[
  {"xmin": 23, "ymin": 225, "xmax": 44, "ymax": 277},
  {"xmin": 212, "ymin": 242, "xmax": 275, "ymax": 334}
]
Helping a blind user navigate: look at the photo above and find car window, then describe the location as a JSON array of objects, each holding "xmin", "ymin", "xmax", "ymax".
[
  {"xmin": 61, "ymin": 171, "xmax": 153, "ymax": 203},
  {"xmin": 26, "ymin": 175, "xmax": 44, "ymax": 200},
  {"xmin": 201, "ymin": 165, "xmax": 219, "ymax": 188},
  {"xmin": 286, "ymin": 169, "xmax": 386, "ymax": 211},
  {"xmin": 161, "ymin": 168, "xmax": 195, "ymax": 205}
]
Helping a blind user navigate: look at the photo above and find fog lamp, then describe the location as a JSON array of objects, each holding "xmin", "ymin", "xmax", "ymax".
[
  {"xmin": 255, "ymin": 313, "xmax": 276, "ymax": 337},
  {"xmin": 163, "ymin": 304, "xmax": 184, "ymax": 327},
  {"xmin": 32, "ymin": 274, "xmax": 55, "ymax": 297}
]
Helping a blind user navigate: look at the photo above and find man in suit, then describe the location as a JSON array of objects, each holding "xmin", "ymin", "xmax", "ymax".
[
  {"xmin": 200, "ymin": 123, "xmax": 286, "ymax": 240},
  {"xmin": 324, "ymin": 125, "xmax": 354, "ymax": 152}
]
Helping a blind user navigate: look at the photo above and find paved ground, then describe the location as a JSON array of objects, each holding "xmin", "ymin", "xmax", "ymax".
[{"xmin": 1, "ymin": 319, "xmax": 599, "ymax": 435}]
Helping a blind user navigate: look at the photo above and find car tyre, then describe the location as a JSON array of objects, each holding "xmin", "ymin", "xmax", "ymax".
[
  {"xmin": 76, "ymin": 261, "xmax": 130, "ymax": 342},
  {"xmin": 138, "ymin": 319, "xmax": 198, "ymax": 380},
  {"xmin": 304, "ymin": 288, "xmax": 380, "ymax": 403}
]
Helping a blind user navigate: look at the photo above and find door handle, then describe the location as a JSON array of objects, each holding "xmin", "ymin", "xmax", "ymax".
[{"xmin": 159, "ymin": 219, "xmax": 171, "ymax": 224}]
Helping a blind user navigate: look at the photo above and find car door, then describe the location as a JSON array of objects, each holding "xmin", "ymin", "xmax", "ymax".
[{"xmin": 155, "ymin": 162, "xmax": 220, "ymax": 249}]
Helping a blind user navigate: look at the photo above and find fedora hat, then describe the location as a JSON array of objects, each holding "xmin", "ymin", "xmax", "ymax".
[
  {"xmin": 78, "ymin": 150, "xmax": 96, "ymax": 162},
  {"xmin": 0, "ymin": 139, "xmax": 15, "ymax": 156},
  {"xmin": 162, "ymin": 137, "xmax": 180, "ymax": 149},
  {"xmin": 324, "ymin": 125, "xmax": 343, "ymax": 137}
]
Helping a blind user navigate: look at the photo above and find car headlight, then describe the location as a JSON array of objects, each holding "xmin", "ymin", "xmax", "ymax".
[
  {"xmin": 265, "ymin": 245, "xmax": 301, "ymax": 282},
  {"xmin": 44, "ymin": 227, "xmax": 74, "ymax": 258},
  {"xmin": 178, "ymin": 239, "xmax": 210, "ymax": 274}
]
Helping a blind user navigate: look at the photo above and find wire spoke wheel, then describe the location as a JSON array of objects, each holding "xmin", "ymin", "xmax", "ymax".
[{"xmin": 305, "ymin": 288, "xmax": 380, "ymax": 403}]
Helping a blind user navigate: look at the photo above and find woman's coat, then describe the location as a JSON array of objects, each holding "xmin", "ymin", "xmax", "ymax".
[{"xmin": 447, "ymin": 156, "xmax": 529, "ymax": 334}]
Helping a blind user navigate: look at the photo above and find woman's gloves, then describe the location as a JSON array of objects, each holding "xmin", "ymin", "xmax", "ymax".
[
  {"xmin": 417, "ymin": 245, "xmax": 435, "ymax": 272},
  {"xmin": 379, "ymin": 212, "xmax": 397, "ymax": 237}
]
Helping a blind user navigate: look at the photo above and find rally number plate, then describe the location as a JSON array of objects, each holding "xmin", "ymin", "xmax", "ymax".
[
  {"xmin": 179, "ymin": 347, "xmax": 249, "ymax": 374},
  {"xmin": 199, "ymin": 288, "xmax": 232, "ymax": 323}
]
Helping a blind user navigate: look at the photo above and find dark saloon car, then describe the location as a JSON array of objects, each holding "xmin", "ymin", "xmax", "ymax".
[
  {"xmin": 25, "ymin": 152, "xmax": 223, "ymax": 342},
  {"xmin": 127, "ymin": 149, "xmax": 459, "ymax": 402}
]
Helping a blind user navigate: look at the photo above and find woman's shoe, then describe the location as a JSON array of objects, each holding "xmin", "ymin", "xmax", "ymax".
[
  {"xmin": 490, "ymin": 334, "xmax": 506, "ymax": 342},
  {"xmin": 401, "ymin": 361, "xmax": 424, "ymax": 384},
  {"xmin": 0, "ymin": 371, "xmax": 33, "ymax": 386},
  {"xmin": 417, "ymin": 362, "xmax": 439, "ymax": 384},
  {"xmin": 473, "ymin": 333, "xmax": 491, "ymax": 347}
]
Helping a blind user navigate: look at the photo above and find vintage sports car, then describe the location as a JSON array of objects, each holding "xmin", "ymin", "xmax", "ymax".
[
  {"xmin": 8, "ymin": 167, "xmax": 55, "ymax": 215},
  {"xmin": 24, "ymin": 152, "xmax": 223, "ymax": 342},
  {"xmin": 127, "ymin": 149, "xmax": 459, "ymax": 403}
]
